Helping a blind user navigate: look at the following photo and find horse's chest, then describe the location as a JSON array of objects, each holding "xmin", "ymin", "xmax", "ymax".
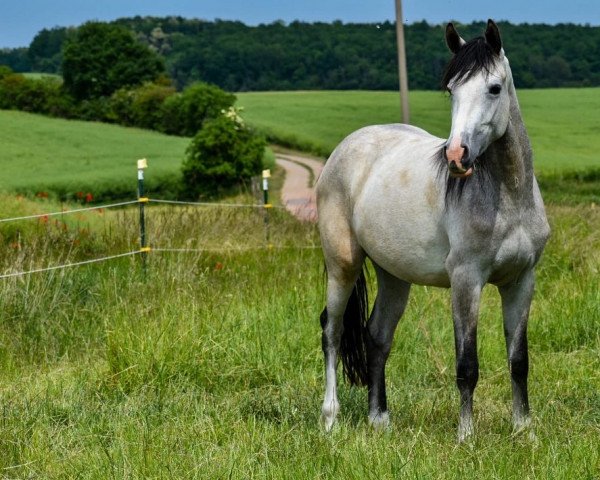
[{"xmin": 488, "ymin": 219, "xmax": 546, "ymax": 284}]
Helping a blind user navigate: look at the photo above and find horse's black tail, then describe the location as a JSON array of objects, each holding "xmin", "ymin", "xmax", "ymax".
[{"xmin": 321, "ymin": 269, "xmax": 370, "ymax": 387}]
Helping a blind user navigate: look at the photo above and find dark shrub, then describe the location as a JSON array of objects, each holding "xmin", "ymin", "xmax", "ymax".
[
  {"xmin": 110, "ymin": 81, "xmax": 176, "ymax": 129},
  {"xmin": 0, "ymin": 73, "xmax": 74, "ymax": 116},
  {"xmin": 160, "ymin": 82, "xmax": 235, "ymax": 136}
]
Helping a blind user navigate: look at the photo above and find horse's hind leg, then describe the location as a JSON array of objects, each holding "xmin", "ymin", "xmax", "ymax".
[
  {"xmin": 498, "ymin": 269, "xmax": 535, "ymax": 435},
  {"xmin": 366, "ymin": 264, "xmax": 411, "ymax": 428},
  {"xmin": 320, "ymin": 273, "xmax": 360, "ymax": 430},
  {"xmin": 319, "ymin": 212, "xmax": 365, "ymax": 431}
]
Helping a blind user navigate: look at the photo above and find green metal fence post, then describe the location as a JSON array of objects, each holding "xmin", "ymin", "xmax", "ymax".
[
  {"xmin": 137, "ymin": 158, "xmax": 150, "ymax": 274},
  {"xmin": 262, "ymin": 169, "xmax": 272, "ymax": 245}
]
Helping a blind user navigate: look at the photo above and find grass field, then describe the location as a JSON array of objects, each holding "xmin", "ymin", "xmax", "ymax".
[
  {"xmin": 236, "ymin": 88, "xmax": 600, "ymax": 172},
  {"xmin": 0, "ymin": 90, "xmax": 598, "ymax": 477},
  {"xmin": 22, "ymin": 73, "xmax": 62, "ymax": 81},
  {"xmin": 0, "ymin": 192, "xmax": 597, "ymax": 478}
]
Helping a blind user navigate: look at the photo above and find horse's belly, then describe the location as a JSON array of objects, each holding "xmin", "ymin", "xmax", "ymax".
[
  {"xmin": 354, "ymin": 204, "xmax": 451, "ymax": 287},
  {"xmin": 367, "ymin": 244, "xmax": 451, "ymax": 287}
]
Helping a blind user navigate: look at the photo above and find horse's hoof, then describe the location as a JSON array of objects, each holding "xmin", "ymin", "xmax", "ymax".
[
  {"xmin": 321, "ymin": 413, "xmax": 337, "ymax": 432},
  {"xmin": 321, "ymin": 402, "xmax": 339, "ymax": 432},
  {"xmin": 369, "ymin": 411, "xmax": 390, "ymax": 430},
  {"xmin": 457, "ymin": 421, "xmax": 474, "ymax": 444},
  {"xmin": 512, "ymin": 417, "xmax": 538, "ymax": 445}
]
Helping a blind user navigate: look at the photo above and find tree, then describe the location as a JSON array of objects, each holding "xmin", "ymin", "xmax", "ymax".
[
  {"xmin": 181, "ymin": 108, "xmax": 266, "ymax": 198},
  {"xmin": 28, "ymin": 27, "xmax": 70, "ymax": 73},
  {"xmin": 62, "ymin": 22, "xmax": 165, "ymax": 100}
]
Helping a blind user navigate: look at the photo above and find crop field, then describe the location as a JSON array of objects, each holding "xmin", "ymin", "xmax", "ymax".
[
  {"xmin": 0, "ymin": 110, "xmax": 189, "ymax": 200},
  {"xmin": 0, "ymin": 92, "xmax": 598, "ymax": 477}
]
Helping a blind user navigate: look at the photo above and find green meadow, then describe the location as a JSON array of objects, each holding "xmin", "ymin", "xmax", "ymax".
[
  {"xmin": 1, "ymin": 88, "xmax": 599, "ymax": 203},
  {"xmin": 0, "ymin": 88, "xmax": 598, "ymax": 477},
  {"xmin": 236, "ymin": 88, "xmax": 600, "ymax": 172}
]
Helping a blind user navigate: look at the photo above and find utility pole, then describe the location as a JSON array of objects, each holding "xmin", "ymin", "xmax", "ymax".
[{"xmin": 395, "ymin": 0, "xmax": 410, "ymax": 124}]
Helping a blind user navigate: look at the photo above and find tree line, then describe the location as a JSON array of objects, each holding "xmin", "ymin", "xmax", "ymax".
[{"xmin": 1, "ymin": 17, "xmax": 599, "ymax": 91}]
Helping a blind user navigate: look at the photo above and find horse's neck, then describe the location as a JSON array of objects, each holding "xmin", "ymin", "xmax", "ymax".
[{"xmin": 485, "ymin": 85, "xmax": 535, "ymax": 198}]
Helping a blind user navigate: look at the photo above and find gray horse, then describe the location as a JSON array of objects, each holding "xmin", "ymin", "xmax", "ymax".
[{"xmin": 316, "ymin": 20, "xmax": 550, "ymax": 441}]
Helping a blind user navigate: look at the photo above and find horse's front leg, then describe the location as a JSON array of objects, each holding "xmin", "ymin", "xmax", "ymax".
[
  {"xmin": 498, "ymin": 269, "xmax": 535, "ymax": 435},
  {"xmin": 449, "ymin": 266, "xmax": 483, "ymax": 442}
]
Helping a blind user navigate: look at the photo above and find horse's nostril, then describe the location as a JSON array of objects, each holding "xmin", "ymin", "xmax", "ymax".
[{"xmin": 461, "ymin": 145, "xmax": 469, "ymax": 160}]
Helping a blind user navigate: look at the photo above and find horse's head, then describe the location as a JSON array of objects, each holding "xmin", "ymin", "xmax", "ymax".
[{"xmin": 442, "ymin": 20, "xmax": 512, "ymax": 178}]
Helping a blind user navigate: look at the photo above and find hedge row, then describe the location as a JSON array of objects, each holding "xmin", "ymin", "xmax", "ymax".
[{"xmin": 0, "ymin": 66, "xmax": 235, "ymax": 138}]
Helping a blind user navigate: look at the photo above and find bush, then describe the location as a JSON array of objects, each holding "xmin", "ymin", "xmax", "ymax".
[
  {"xmin": 74, "ymin": 97, "xmax": 113, "ymax": 122},
  {"xmin": 160, "ymin": 82, "xmax": 236, "ymax": 136},
  {"xmin": 110, "ymin": 81, "xmax": 176, "ymax": 129},
  {"xmin": 0, "ymin": 65, "xmax": 13, "ymax": 80},
  {"xmin": 181, "ymin": 108, "xmax": 266, "ymax": 198}
]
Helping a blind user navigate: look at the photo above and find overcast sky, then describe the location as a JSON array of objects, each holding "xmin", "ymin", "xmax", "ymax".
[{"xmin": 2, "ymin": 0, "xmax": 599, "ymax": 48}]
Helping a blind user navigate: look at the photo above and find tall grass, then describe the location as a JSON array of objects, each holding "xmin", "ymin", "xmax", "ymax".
[{"xmin": 0, "ymin": 191, "xmax": 597, "ymax": 478}]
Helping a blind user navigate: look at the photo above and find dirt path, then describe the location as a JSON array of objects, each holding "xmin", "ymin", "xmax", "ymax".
[{"xmin": 275, "ymin": 153, "xmax": 324, "ymax": 222}]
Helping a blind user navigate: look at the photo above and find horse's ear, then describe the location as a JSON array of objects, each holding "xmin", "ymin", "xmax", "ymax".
[
  {"xmin": 485, "ymin": 19, "xmax": 502, "ymax": 55},
  {"xmin": 445, "ymin": 23, "xmax": 465, "ymax": 54}
]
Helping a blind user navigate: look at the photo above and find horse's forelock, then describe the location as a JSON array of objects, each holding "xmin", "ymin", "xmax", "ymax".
[{"xmin": 441, "ymin": 36, "xmax": 498, "ymax": 89}]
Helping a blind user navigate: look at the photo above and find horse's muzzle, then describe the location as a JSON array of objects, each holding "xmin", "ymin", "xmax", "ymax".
[
  {"xmin": 444, "ymin": 145, "xmax": 474, "ymax": 178},
  {"xmin": 448, "ymin": 160, "xmax": 473, "ymax": 178}
]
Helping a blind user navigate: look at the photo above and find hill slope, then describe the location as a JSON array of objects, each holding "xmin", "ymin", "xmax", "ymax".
[{"xmin": 0, "ymin": 110, "xmax": 189, "ymax": 199}]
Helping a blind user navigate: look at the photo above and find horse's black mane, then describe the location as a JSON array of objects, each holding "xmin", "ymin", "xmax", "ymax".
[
  {"xmin": 434, "ymin": 148, "xmax": 496, "ymax": 208},
  {"xmin": 441, "ymin": 36, "xmax": 498, "ymax": 89}
]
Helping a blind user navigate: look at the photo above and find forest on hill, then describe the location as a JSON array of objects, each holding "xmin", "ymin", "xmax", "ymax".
[{"xmin": 1, "ymin": 17, "xmax": 600, "ymax": 91}]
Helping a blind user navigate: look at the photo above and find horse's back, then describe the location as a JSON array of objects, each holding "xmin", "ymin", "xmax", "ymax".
[{"xmin": 318, "ymin": 123, "xmax": 442, "ymax": 199}]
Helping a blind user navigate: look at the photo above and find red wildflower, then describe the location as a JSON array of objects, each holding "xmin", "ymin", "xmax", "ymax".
[
  {"xmin": 214, "ymin": 262, "xmax": 224, "ymax": 271},
  {"xmin": 85, "ymin": 193, "xmax": 93, "ymax": 203},
  {"xmin": 39, "ymin": 215, "xmax": 49, "ymax": 224},
  {"xmin": 76, "ymin": 191, "xmax": 84, "ymax": 199}
]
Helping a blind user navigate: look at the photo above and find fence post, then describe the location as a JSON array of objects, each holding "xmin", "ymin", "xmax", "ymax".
[
  {"xmin": 262, "ymin": 169, "xmax": 272, "ymax": 245},
  {"xmin": 137, "ymin": 158, "xmax": 150, "ymax": 274}
]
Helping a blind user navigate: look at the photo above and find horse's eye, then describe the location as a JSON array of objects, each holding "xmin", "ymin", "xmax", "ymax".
[{"xmin": 489, "ymin": 84, "xmax": 502, "ymax": 95}]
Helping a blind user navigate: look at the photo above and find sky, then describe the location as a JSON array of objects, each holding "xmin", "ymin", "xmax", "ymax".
[{"xmin": 1, "ymin": 0, "xmax": 599, "ymax": 48}]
